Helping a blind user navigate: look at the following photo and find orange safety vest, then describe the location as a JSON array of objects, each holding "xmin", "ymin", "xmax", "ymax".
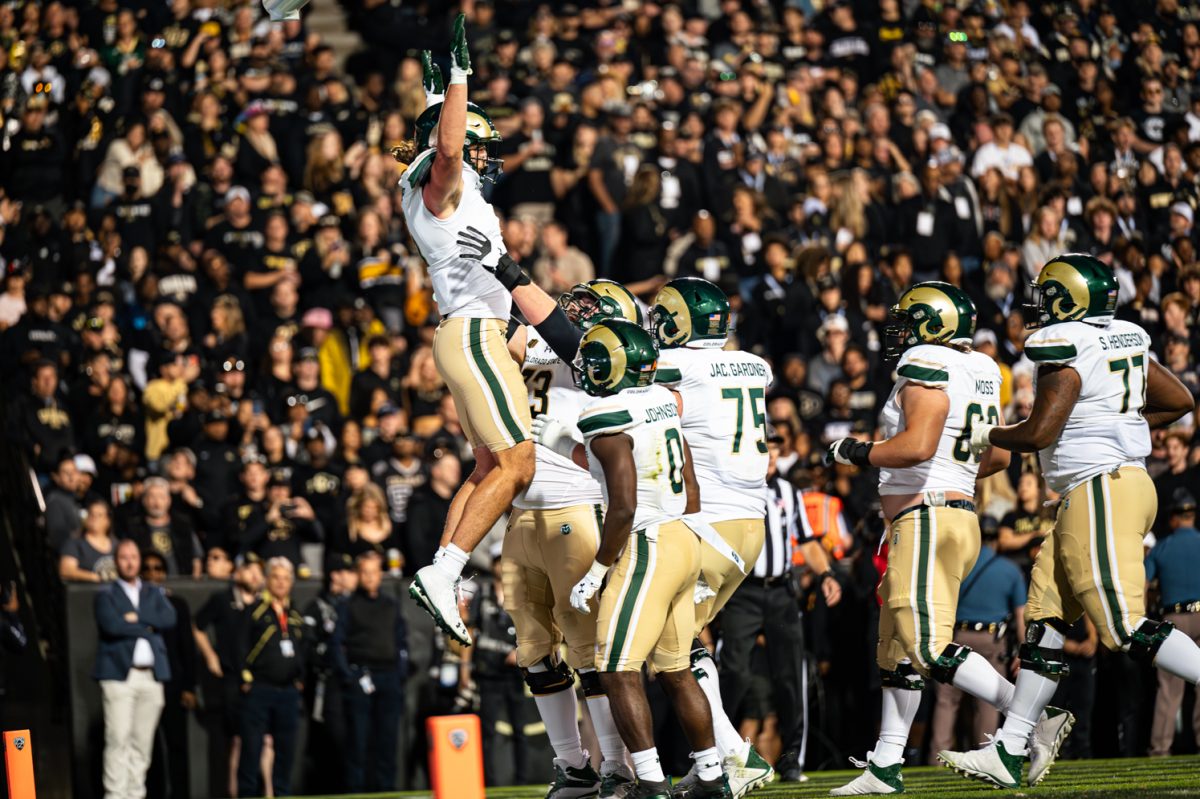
[{"xmin": 793, "ymin": 491, "xmax": 848, "ymax": 565}]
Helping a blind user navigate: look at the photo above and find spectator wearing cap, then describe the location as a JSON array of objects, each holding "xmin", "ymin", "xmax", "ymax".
[
  {"xmin": 287, "ymin": 344, "xmax": 342, "ymax": 432},
  {"xmin": 808, "ymin": 315, "xmax": 851, "ymax": 398},
  {"xmin": 204, "ymin": 186, "xmax": 265, "ymax": 276},
  {"xmin": 191, "ymin": 408, "xmax": 242, "ymax": 522},
  {"xmin": 140, "ymin": 549, "xmax": 198, "ymax": 799},
  {"xmin": 111, "ymin": 165, "xmax": 157, "ymax": 253},
  {"xmin": 300, "ymin": 553, "xmax": 359, "ymax": 795},
  {"xmin": 1154, "ymin": 431, "xmax": 1200, "ymax": 538},
  {"xmin": 93, "ymin": 119, "xmax": 164, "ymax": 210},
  {"xmin": 60, "ymin": 497, "xmax": 119, "ymax": 582},
  {"xmin": 237, "ymin": 557, "xmax": 305, "ymax": 798},
  {"xmin": 589, "ymin": 101, "xmax": 645, "ymax": 276},
  {"xmin": 971, "ymin": 113, "xmax": 1033, "ymax": 181},
  {"xmin": 349, "ymin": 335, "xmax": 403, "ymax": 422},
  {"xmin": 73, "ymin": 453, "xmax": 102, "ymax": 505},
  {"xmin": 369, "ymin": 431, "xmax": 426, "ymax": 541},
  {"xmin": 293, "ymin": 424, "xmax": 343, "ymax": 539},
  {"xmin": 332, "ymin": 551, "xmax": 408, "ymax": 791},
  {"xmin": 1146, "ymin": 489, "xmax": 1200, "ymax": 755},
  {"xmin": 233, "ymin": 101, "xmax": 279, "ymax": 186},
  {"xmin": 298, "ymin": 215, "xmax": 351, "ymax": 303},
  {"xmin": 121, "ymin": 476, "xmax": 202, "ymax": 577},
  {"xmin": 4, "ymin": 94, "xmax": 66, "ymax": 209},
  {"xmin": 9, "ymin": 359, "xmax": 74, "ymax": 476},
  {"xmin": 93, "ymin": 539, "xmax": 176, "ymax": 799},
  {"xmin": 403, "ymin": 449, "xmax": 460, "ymax": 569},
  {"xmin": 244, "ymin": 211, "xmax": 300, "ymax": 318},
  {"xmin": 45, "ymin": 454, "xmax": 83, "ymax": 551},
  {"xmin": 240, "ymin": 469, "xmax": 322, "ymax": 573}
]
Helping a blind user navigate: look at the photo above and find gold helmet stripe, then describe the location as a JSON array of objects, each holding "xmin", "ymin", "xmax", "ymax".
[
  {"xmin": 590, "ymin": 281, "xmax": 639, "ymax": 322},
  {"xmin": 654, "ymin": 286, "xmax": 692, "ymax": 345}
]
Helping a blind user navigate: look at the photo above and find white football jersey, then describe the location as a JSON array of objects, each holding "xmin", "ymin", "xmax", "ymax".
[
  {"xmin": 656, "ymin": 347, "xmax": 773, "ymax": 522},
  {"xmin": 400, "ymin": 150, "xmax": 512, "ymax": 320},
  {"xmin": 878, "ymin": 344, "xmax": 1002, "ymax": 498},
  {"xmin": 513, "ymin": 330, "xmax": 603, "ymax": 510},
  {"xmin": 1025, "ymin": 320, "xmax": 1152, "ymax": 494},
  {"xmin": 579, "ymin": 385, "xmax": 689, "ymax": 531}
]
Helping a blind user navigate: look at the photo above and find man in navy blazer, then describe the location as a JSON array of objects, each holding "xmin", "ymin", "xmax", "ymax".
[{"xmin": 93, "ymin": 539, "xmax": 177, "ymax": 799}]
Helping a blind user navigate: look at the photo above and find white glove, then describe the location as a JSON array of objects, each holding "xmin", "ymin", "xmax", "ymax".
[
  {"xmin": 969, "ymin": 423, "xmax": 996, "ymax": 457},
  {"xmin": 262, "ymin": 0, "xmax": 305, "ymax": 21},
  {"xmin": 693, "ymin": 575, "xmax": 716, "ymax": 605},
  {"xmin": 531, "ymin": 415, "xmax": 581, "ymax": 461},
  {"xmin": 571, "ymin": 561, "xmax": 609, "ymax": 613}
]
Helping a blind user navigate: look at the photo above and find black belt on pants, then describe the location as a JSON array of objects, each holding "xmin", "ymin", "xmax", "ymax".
[
  {"xmin": 1167, "ymin": 600, "xmax": 1200, "ymax": 614},
  {"xmin": 894, "ymin": 500, "xmax": 976, "ymax": 523},
  {"xmin": 744, "ymin": 574, "xmax": 790, "ymax": 588}
]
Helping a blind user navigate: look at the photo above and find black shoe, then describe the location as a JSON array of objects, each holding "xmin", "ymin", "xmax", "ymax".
[
  {"xmin": 671, "ymin": 773, "xmax": 733, "ymax": 798},
  {"xmin": 627, "ymin": 779, "xmax": 671, "ymax": 799},
  {"xmin": 775, "ymin": 749, "xmax": 803, "ymax": 782}
]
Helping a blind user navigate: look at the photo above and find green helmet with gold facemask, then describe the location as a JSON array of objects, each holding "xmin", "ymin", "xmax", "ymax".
[
  {"xmin": 413, "ymin": 100, "xmax": 503, "ymax": 182},
  {"xmin": 558, "ymin": 279, "xmax": 643, "ymax": 329},
  {"xmin": 650, "ymin": 277, "xmax": 731, "ymax": 349},
  {"xmin": 574, "ymin": 319, "xmax": 659, "ymax": 397},
  {"xmin": 1023, "ymin": 253, "xmax": 1118, "ymax": 329},
  {"xmin": 885, "ymin": 281, "xmax": 977, "ymax": 360}
]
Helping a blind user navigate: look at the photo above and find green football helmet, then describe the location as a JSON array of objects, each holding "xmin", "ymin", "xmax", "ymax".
[
  {"xmin": 413, "ymin": 100, "xmax": 503, "ymax": 182},
  {"xmin": 558, "ymin": 279, "xmax": 643, "ymax": 329},
  {"xmin": 574, "ymin": 319, "xmax": 659, "ymax": 397},
  {"xmin": 650, "ymin": 277, "xmax": 731, "ymax": 349},
  {"xmin": 884, "ymin": 281, "xmax": 977, "ymax": 360},
  {"xmin": 1023, "ymin": 253, "xmax": 1118, "ymax": 329}
]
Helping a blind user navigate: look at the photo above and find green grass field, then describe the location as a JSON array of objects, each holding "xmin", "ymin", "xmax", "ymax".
[{"xmin": 306, "ymin": 755, "xmax": 1200, "ymax": 798}]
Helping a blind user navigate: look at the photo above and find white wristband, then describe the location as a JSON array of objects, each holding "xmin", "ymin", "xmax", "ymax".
[
  {"xmin": 449, "ymin": 67, "xmax": 471, "ymax": 85},
  {"xmin": 587, "ymin": 560, "xmax": 610, "ymax": 581}
]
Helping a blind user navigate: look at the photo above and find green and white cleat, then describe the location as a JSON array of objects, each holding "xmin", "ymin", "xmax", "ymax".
[
  {"xmin": 409, "ymin": 565, "xmax": 472, "ymax": 646},
  {"xmin": 599, "ymin": 761, "xmax": 634, "ymax": 799},
  {"xmin": 937, "ymin": 738, "xmax": 1024, "ymax": 790},
  {"xmin": 1028, "ymin": 706, "xmax": 1075, "ymax": 786},
  {"xmin": 829, "ymin": 758, "xmax": 904, "ymax": 795},
  {"xmin": 546, "ymin": 758, "xmax": 601, "ymax": 799},
  {"xmin": 727, "ymin": 745, "xmax": 774, "ymax": 797}
]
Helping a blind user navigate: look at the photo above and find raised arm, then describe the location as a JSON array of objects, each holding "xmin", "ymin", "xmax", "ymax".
[{"xmin": 423, "ymin": 14, "xmax": 471, "ymax": 217}]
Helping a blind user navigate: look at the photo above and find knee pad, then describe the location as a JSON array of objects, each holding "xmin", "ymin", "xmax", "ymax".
[
  {"xmin": 1126, "ymin": 618, "xmax": 1175, "ymax": 663},
  {"xmin": 1019, "ymin": 619, "xmax": 1071, "ymax": 677},
  {"xmin": 521, "ymin": 657, "xmax": 574, "ymax": 696},
  {"xmin": 577, "ymin": 668, "xmax": 605, "ymax": 698},
  {"xmin": 880, "ymin": 661, "xmax": 925, "ymax": 691},
  {"xmin": 930, "ymin": 643, "xmax": 972, "ymax": 684}
]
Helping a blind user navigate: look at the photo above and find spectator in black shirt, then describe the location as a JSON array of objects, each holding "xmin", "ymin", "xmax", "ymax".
[
  {"xmin": 292, "ymin": 426, "xmax": 343, "ymax": 539},
  {"xmin": 111, "ymin": 166, "xmax": 157, "ymax": 253},
  {"xmin": 498, "ymin": 98, "xmax": 557, "ymax": 224},
  {"xmin": 349, "ymin": 336, "xmax": 401, "ymax": 421},
  {"xmin": 242, "ymin": 469, "xmax": 322, "ymax": 574},
  {"xmin": 3, "ymin": 95, "xmax": 66, "ymax": 209},
  {"xmin": 9, "ymin": 359, "xmax": 74, "ymax": 475},
  {"xmin": 203, "ymin": 187, "xmax": 265, "ymax": 277},
  {"xmin": 332, "ymin": 551, "xmax": 407, "ymax": 791},
  {"xmin": 123, "ymin": 477, "xmax": 202, "ymax": 577},
  {"xmin": 238, "ymin": 557, "xmax": 305, "ymax": 799},
  {"xmin": 403, "ymin": 451, "xmax": 459, "ymax": 568}
]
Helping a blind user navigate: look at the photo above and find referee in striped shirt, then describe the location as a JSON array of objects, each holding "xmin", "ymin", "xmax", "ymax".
[{"xmin": 718, "ymin": 427, "xmax": 841, "ymax": 781}]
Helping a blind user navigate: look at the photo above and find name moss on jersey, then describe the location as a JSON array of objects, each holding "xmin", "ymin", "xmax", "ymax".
[
  {"xmin": 579, "ymin": 384, "xmax": 688, "ymax": 532},
  {"xmin": 514, "ymin": 332, "xmax": 603, "ymax": 511},
  {"xmin": 399, "ymin": 151, "xmax": 511, "ymax": 320},
  {"xmin": 1026, "ymin": 320, "xmax": 1152, "ymax": 494},
  {"xmin": 656, "ymin": 347, "xmax": 773, "ymax": 521},
  {"xmin": 878, "ymin": 344, "xmax": 1001, "ymax": 498}
]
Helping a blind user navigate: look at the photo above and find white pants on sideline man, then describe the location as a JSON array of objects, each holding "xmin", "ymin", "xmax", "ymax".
[{"xmin": 101, "ymin": 668, "xmax": 165, "ymax": 799}]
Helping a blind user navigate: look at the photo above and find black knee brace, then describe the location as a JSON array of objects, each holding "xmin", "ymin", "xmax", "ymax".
[
  {"xmin": 577, "ymin": 668, "xmax": 606, "ymax": 698},
  {"xmin": 880, "ymin": 661, "xmax": 925, "ymax": 691},
  {"xmin": 1126, "ymin": 618, "xmax": 1175, "ymax": 663},
  {"xmin": 1019, "ymin": 619, "xmax": 1071, "ymax": 676},
  {"xmin": 521, "ymin": 656, "xmax": 574, "ymax": 696},
  {"xmin": 930, "ymin": 643, "xmax": 972, "ymax": 684}
]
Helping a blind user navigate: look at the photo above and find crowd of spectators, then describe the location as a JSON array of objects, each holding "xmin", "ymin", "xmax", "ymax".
[{"xmin": 5, "ymin": 0, "xmax": 1200, "ymax": 794}]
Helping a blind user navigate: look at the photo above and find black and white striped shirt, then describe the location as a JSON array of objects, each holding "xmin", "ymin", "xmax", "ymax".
[{"xmin": 755, "ymin": 476, "xmax": 818, "ymax": 579}]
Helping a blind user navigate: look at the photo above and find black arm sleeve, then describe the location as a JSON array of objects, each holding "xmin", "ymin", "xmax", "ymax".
[{"xmin": 534, "ymin": 307, "xmax": 584, "ymax": 363}]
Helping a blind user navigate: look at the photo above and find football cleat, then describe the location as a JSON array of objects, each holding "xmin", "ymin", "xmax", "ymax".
[
  {"xmin": 599, "ymin": 761, "xmax": 634, "ymax": 799},
  {"xmin": 829, "ymin": 757, "xmax": 904, "ymax": 795},
  {"xmin": 546, "ymin": 758, "xmax": 601, "ymax": 799},
  {"xmin": 937, "ymin": 738, "xmax": 1024, "ymax": 790},
  {"xmin": 626, "ymin": 779, "xmax": 671, "ymax": 799},
  {"xmin": 670, "ymin": 773, "xmax": 732, "ymax": 798},
  {"xmin": 1028, "ymin": 706, "xmax": 1076, "ymax": 786},
  {"xmin": 727, "ymin": 744, "xmax": 774, "ymax": 796},
  {"xmin": 409, "ymin": 564, "xmax": 472, "ymax": 646},
  {"xmin": 774, "ymin": 749, "xmax": 809, "ymax": 783}
]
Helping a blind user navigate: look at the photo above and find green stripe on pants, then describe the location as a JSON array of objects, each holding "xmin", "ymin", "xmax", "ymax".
[
  {"xmin": 606, "ymin": 534, "xmax": 649, "ymax": 671},
  {"xmin": 1091, "ymin": 476, "xmax": 1131, "ymax": 643},
  {"xmin": 468, "ymin": 318, "xmax": 526, "ymax": 443},
  {"xmin": 916, "ymin": 508, "xmax": 937, "ymax": 667}
]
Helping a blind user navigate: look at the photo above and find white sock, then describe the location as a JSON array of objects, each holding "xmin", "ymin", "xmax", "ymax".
[
  {"xmin": 692, "ymin": 746, "xmax": 722, "ymax": 781},
  {"xmin": 630, "ymin": 748, "xmax": 665, "ymax": 783},
  {"xmin": 585, "ymin": 693, "xmax": 630, "ymax": 764},
  {"xmin": 872, "ymin": 685, "xmax": 922, "ymax": 767},
  {"xmin": 995, "ymin": 624, "xmax": 1064, "ymax": 755},
  {"xmin": 432, "ymin": 543, "xmax": 468, "ymax": 582},
  {"xmin": 528, "ymin": 667, "xmax": 585, "ymax": 767},
  {"xmin": 952, "ymin": 651, "xmax": 1015, "ymax": 712},
  {"xmin": 692, "ymin": 650, "xmax": 746, "ymax": 760},
  {"xmin": 1153, "ymin": 628, "xmax": 1200, "ymax": 683}
]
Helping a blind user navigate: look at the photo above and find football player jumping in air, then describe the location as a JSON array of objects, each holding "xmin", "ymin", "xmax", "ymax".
[{"xmin": 939, "ymin": 254, "xmax": 1200, "ymax": 789}]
